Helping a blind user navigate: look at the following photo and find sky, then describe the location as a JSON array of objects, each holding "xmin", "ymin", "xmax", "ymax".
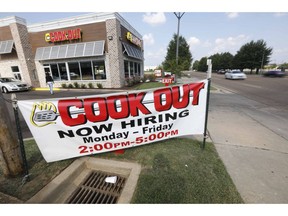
[{"xmin": 1, "ymin": 1, "xmax": 287, "ymax": 68}]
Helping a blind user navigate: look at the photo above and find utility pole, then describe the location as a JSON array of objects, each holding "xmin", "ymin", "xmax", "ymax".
[
  {"xmin": 0, "ymin": 91, "xmax": 23, "ymax": 177},
  {"xmin": 174, "ymin": 12, "xmax": 185, "ymax": 65},
  {"xmin": 260, "ymin": 51, "xmax": 265, "ymax": 74}
]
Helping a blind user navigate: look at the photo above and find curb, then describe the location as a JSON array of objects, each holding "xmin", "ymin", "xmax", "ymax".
[{"xmin": 32, "ymin": 87, "xmax": 61, "ymax": 91}]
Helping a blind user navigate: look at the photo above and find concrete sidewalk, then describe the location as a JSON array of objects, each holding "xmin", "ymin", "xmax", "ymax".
[{"xmin": 207, "ymin": 87, "xmax": 288, "ymax": 203}]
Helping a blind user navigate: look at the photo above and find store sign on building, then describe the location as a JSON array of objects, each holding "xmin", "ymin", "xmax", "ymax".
[
  {"xmin": 45, "ymin": 28, "xmax": 82, "ymax": 43},
  {"xmin": 126, "ymin": 32, "xmax": 142, "ymax": 48}
]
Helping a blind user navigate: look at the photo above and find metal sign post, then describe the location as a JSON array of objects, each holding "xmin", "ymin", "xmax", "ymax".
[{"xmin": 202, "ymin": 59, "xmax": 212, "ymax": 149}]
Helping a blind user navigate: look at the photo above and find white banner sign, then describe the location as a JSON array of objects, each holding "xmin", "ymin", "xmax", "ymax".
[{"xmin": 18, "ymin": 80, "xmax": 208, "ymax": 162}]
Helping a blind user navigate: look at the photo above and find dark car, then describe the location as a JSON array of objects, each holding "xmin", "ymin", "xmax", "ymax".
[
  {"xmin": 217, "ymin": 69, "xmax": 226, "ymax": 74},
  {"xmin": 263, "ymin": 70, "xmax": 286, "ymax": 77}
]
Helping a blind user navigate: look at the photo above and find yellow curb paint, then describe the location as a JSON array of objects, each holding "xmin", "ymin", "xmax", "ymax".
[{"xmin": 32, "ymin": 88, "xmax": 61, "ymax": 91}]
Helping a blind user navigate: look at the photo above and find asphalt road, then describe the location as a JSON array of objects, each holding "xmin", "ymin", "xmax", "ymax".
[
  {"xmin": 184, "ymin": 71, "xmax": 288, "ymax": 141},
  {"xmin": 189, "ymin": 71, "xmax": 288, "ymax": 110}
]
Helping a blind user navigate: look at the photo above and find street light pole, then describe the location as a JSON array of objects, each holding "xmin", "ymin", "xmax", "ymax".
[
  {"xmin": 174, "ymin": 12, "xmax": 185, "ymax": 65},
  {"xmin": 260, "ymin": 51, "xmax": 265, "ymax": 74}
]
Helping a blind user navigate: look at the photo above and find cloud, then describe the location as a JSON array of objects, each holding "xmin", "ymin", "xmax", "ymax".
[
  {"xmin": 203, "ymin": 40, "xmax": 212, "ymax": 48},
  {"xmin": 272, "ymin": 48, "xmax": 288, "ymax": 64},
  {"xmin": 274, "ymin": 13, "xmax": 287, "ymax": 17},
  {"xmin": 212, "ymin": 34, "xmax": 249, "ymax": 54},
  {"xmin": 226, "ymin": 12, "xmax": 239, "ymax": 19},
  {"xmin": 188, "ymin": 37, "xmax": 200, "ymax": 46},
  {"xmin": 142, "ymin": 13, "xmax": 166, "ymax": 26},
  {"xmin": 143, "ymin": 33, "xmax": 155, "ymax": 46},
  {"xmin": 144, "ymin": 47, "xmax": 167, "ymax": 65}
]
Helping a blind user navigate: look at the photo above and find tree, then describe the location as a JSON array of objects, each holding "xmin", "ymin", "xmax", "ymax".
[
  {"xmin": 192, "ymin": 60, "xmax": 199, "ymax": 71},
  {"xmin": 278, "ymin": 62, "xmax": 288, "ymax": 71},
  {"xmin": 197, "ymin": 57, "xmax": 208, "ymax": 72},
  {"xmin": 208, "ymin": 52, "xmax": 234, "ymax": 71},
  {"xmin": 162, "ymin": 34, "xmax": 192, "ymax": 75},
  {"xmin": 233, "ymin": 40, "xmax": 273, "ymax": 74},
  {"xmin": 0, "ymin": 92, "xmax": 24, "ymax": 177}
]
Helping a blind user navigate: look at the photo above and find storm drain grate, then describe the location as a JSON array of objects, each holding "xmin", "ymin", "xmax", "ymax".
[{"xmin": 66, "ymin": 170, "xmax": 126, "ymax": 204}]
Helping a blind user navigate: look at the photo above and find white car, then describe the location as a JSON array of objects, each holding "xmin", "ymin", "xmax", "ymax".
[
  {"xmin": 0, "ymin": 77, "xmax": 31, "ymax": 93},
  {"xmin": 225, "ymin": 70, "xmax": 247, "ymax": 80}
]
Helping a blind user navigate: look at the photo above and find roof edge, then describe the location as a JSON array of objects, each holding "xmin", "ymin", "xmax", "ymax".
[{"xmin": 0, "ymin": 16, "xmax": 27, "ymax": 27}]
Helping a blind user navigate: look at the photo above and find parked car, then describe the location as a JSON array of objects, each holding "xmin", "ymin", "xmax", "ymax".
[
  {"xmin": 263, "ymin": 70, "xmax": 286, "ymax": 78},
  {"xmin": 0, "ymin": 77, "xmax": 31, "ymax": 93},
  {"xmin": 217, "ymin": 69, "xmax": 226, "ymax": 74},
  {"xmin": 225, "ymin": 70, "xmax": 247, "ymax": 80}
]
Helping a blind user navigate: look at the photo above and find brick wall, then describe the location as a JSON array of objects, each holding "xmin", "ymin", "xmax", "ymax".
[
  {"xmin": 0, "ymin": 59, "xmax": 19, "ymax": 77},
  {"xmin": 105, "ymin": 18, "xmax": 125, "ymax": 88},
  {"xmin": 9, "ymin": 22, "xmax": 40, "ymax": 87}
]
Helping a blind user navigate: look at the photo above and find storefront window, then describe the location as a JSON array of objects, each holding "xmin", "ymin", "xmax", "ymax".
[
  {"xmin": 68, "ymin": 62, "xmax": 81, "ymax": 80},
  {"xmin": 59, "ymin": 63, "xmax": 67, "ymax": 80},
  {"xmin": 80, "ymin": 61, "xmax": 93, "ymax": 80},
  {"xmin": 43, "ymin": 60, "xmax": 106, "ymax": 81},
  {"xmin": 92, "ymin": 61, "xmax": 106, "ymax": 80},
  {"xmin": 11, "ymin": 66, "xmax": 22, "ymax": 80},
  {"xmin": 124, "ymin": 61, "xmax": 129, "ymax": 78},
  {"xmin": 137, "ymin": 63, "xmax": 141, "ymax": 76},
  {"xmin": 134, "ymin": 63, "xmax": 139, "ymax": 76},
  {"xmin": 130, "ymin": 62, "xmax": 134, "ymax": 76},
  {"xmin": 50, "ymin": 64, "xmax": 61, "ymax": 81},
  {"xmin": 124, "ymin": 60, "xmax": 142, "ymax": 78}
]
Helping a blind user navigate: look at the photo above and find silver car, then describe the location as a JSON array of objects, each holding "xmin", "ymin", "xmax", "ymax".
[
  {"xmin": 225, "ymin": 70, "xmax": 247, "ymax": 80},
  {"xmin": 0, "ymin": 77, "xmax": 31, "ymax": 93}
]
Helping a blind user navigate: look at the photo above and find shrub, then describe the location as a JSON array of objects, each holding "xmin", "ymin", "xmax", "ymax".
[
  {"xmin": 68, "ymin": 83, "xmax": 73, "ymax": 88},
  {"xmin": 141, "ymin": 75, "xmax": 148, "ymax": 83},
  {"xmin": 125, "ymin": 76, "xmax": 142, "ymax": 87},
  {"xmin": 61, "ymin": 83, "xmax": 67, "ymax": 88},
  {"xmin": 88, "ymin": 83, "xmax": 94, "ymax": 89},
  {"xmin": 125, "ymin": 78, "xmax": 133, "ymax": 87},
  {"xmin": 80, "ymin": 84, "xmax": 87, "ymax": 89},
  {"xmin": 132, "ymin": 76, "xmax": 141, "ymax": 85},
  {"xmin": 147, "ymin": 74, "xmax": 156, "ymax": 82},
  {"xmin": 73, "ymin": 82, "xmax": 79, "ymax": 88},
  {"xmin": 97, "ymin": 83, "xmax": 103, "ymax": 89}
]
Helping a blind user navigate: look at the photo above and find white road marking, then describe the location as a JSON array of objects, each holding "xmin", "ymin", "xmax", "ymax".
[{"xmin": 241, "ymin": 83, "xmax": 262, "ymax": 89}]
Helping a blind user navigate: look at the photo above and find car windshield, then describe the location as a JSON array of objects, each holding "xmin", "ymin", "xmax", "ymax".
[
  {"xmin": 0, "ymin": 78, "xmax": 18, "ymax": 83},
  {"xmin": 232, "ymin": 71, "xmax": 242, "ymax": 74}
]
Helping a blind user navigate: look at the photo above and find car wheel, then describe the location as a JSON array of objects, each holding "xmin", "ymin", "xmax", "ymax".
[{"xmin": 2, "ymin": 87, "xmax": 9, "ymax": 93}]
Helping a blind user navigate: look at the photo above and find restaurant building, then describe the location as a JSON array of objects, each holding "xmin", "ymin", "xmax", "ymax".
[{"xmin": 0, "ymin": 12, "xmax": 144, "ymax": 88}]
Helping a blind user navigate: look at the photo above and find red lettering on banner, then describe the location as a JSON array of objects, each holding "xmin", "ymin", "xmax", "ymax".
[
  {"xmin": 106, "ymin": 95, "xmax": 129, "ymax": 120},
  {"xmin": 154, "ymin": 88, "xmax": 172, "ymax": 112},
  {"xmin": 128, "ymin": 92, "xmax": 151, "ymax": 116},
  {"xmin": 188, "ymin": 82, "xmax": 205, "ymax": 105},
  {"xmin": 84, "ymin": 98, "xmax": 108, "ymax": 122},
  {"xmin": 58, "ymin": 99, "xmax": 86, "ymax": 126},
  {"xmin": 57, "ymin": 82, "xmax": 205, "ymax": 127},
  {"xmin": 172, "ymin": 84, "xmax": 190, "ymax": 109}
]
